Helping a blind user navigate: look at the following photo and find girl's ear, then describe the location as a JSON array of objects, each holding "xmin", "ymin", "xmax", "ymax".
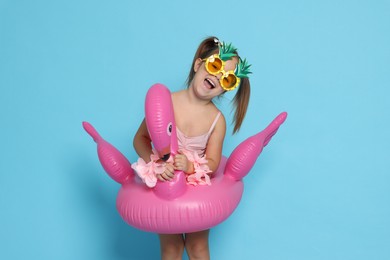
[{"xmin": 194, "ymin": 58, "xmax": 203, "ymax": 72}]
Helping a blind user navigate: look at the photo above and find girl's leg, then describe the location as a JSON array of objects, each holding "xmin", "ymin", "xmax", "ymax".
[
  {"xmin": 158, "ymin": 234, "xmax": 185, "ymax": 260},
  {"xmin": 185, "ymin": 230, "xmax": 210, "ymax": 260}
]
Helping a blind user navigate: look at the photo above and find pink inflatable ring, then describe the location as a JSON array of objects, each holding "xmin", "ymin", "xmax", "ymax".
[{"xmin": 83, "ymin": 83, "xmax": 287, "ymax": 234}]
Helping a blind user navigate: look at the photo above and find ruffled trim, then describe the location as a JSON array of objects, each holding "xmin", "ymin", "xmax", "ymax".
[
  {"xmin": 131, "ymin": 149, "xmax": 212, "ymax": 187},
  {"xmin": 181, "ymin": 150, "xmax": 212, "ymax": 186},
  {"xmin": 131, "ymin": 149, "xmax": 165, "ymax": 188}
]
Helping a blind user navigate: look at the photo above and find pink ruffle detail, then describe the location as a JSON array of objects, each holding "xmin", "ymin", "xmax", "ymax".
[
  {"xmin": 131, "ymin": 150, "xmax": 165, "ymax": 188},
  {"xmin": 132, "ymin": 149, "xmax": 211, "ymax": 187},
  {"xmin": 181, "ymin": 150, "xmax": 212, "ymax": 186}
]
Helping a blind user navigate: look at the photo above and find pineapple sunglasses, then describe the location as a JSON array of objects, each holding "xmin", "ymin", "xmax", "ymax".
[
  {"xmin": 201, "ymin": 40, "xmax": 251, "ymax": 91},
  {"xmin": 203, "ymin": 54, "xmax": 241, "ymax": 91}
]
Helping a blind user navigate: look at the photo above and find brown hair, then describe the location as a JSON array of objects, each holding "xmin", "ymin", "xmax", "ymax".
[{"xmin": 186, "ymin": 36, "xmax": 251, "ymax": 134}]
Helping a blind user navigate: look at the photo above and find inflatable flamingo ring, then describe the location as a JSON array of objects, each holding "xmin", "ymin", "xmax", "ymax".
[{"xmin": 83, "ymin": 83, "xmax": 287, "ymax": 234}]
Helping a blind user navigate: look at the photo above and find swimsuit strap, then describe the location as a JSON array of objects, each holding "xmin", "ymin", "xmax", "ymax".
[{"xmin": 207, "ymin": 112, "xmax": 222, "ymax": 135}]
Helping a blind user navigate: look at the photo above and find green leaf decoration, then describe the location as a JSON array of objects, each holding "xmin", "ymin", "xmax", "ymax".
[
  {"xmin": 236, "ymin": 58, "xmax": 252, "ymax": 78},
  {"xmin": 219, "ymin": 42, "xmax": 238, "ymax": 61}
]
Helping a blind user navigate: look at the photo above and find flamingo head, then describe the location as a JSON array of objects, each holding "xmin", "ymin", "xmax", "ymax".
[
  {"xmin": 145, "ymin": 84, "xmax": 178, "ymax": 161},
  {"xmin": 149, "ymin": 120, "xmax": 173, "ymax": 161}
]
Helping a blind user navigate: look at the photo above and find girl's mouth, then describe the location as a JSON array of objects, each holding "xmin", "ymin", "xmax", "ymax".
[{"xmin": 204, "ymin": 78, "xmax": 216, "ymax": 89}]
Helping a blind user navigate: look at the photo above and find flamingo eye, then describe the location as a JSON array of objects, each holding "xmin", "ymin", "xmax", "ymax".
[{"xmin": 167, "ymin": 122, "xmax": 173, "ymax": 136}]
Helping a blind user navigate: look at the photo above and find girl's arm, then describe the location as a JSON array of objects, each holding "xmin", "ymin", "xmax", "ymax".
[
  {"xmin": 134, "ymin": 119, "xmax": 175, "ymax": 181},
  {"xmin": 204, "ymin": 113, "xmax": 226, "ymax": 173},
  {"xmin": 133, "ymin": 119, "xmax": 153, "ymax": 162}
]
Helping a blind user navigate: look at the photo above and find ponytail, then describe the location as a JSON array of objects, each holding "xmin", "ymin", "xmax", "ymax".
[{"xmin": 232, "ymin": 77, "xmax": 250, "ymax": 134}]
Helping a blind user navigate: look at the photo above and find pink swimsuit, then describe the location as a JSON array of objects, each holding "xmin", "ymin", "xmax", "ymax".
[{"xmin": 176, "ymin": 112, "xmax": 221, "ymax": 157}]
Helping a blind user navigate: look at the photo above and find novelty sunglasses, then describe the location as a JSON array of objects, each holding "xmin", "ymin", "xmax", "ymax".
[{"xmin": 203, "ymin": 54, "xmax": 240, "ymax": 91}]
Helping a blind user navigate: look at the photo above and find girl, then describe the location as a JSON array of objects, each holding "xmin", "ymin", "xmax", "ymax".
[{"xmin": 133, "ymin": 36, "xmax": 251, "ymax": 260}]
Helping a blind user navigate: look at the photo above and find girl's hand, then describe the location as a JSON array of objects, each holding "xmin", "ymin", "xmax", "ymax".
[
  {"xmin": 174, "ymin": 151, "xmax": 194, "ymax": 174},
  {"xmin": 157, "ymin": 162, "xmax": 175, "ymax": 181}
]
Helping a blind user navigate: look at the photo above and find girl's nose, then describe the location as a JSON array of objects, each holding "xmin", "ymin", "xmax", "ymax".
[{"xmin": 214, "ymin": 72, "xmax": 223, "ymax": 80}]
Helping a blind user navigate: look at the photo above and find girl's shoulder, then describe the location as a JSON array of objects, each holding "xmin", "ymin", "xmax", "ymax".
[
  {"xmin": 171, "ymin": 90, "xmax": 184, "ymax": 103},
  {"xmin": 208, "ymin": 101, "xmax": 221, "ymax": 113},
  {"xmin": 171, "ymin": 89, "xmax": 186, "ymax": 98},
  {"xmin": 214, "ymin": 108, "xmax": 226, "ymax": 128},
  {"xmin": 207, "ymin": 102, "xmax": 226, "ymax": 131}
]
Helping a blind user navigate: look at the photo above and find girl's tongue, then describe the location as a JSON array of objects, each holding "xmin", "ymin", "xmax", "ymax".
[{"xmin": 204, "ymin": 78, "xmax": 215, "ymax": 89}]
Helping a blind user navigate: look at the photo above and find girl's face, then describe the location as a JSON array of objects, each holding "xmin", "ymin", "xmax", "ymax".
[{"xmin": 191, "ymin": 57, "xmax": 238, "ymax": 99}]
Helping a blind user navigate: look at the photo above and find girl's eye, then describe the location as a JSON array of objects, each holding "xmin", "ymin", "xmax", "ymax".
[
  {"xmin": 166, "ymin": 122, "xmax": 173, "ymax": 136},
  {"xmin": 223, "ymin": 74, "xmax": 237, "ymax": 87},
  {"xmin": 207, "ymin": 59, "xmax": 222, "ymax": 73}
]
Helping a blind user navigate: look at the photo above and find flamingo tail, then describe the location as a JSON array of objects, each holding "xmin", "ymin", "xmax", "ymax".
[
  {"xmin": 83, "ymin": 121, "xmax": 103, "ymax": 142},
  {"xmin": 224, "ymin": 112, "xmax": 287, "ymax": 181},
  {"xmin": 82, "ymin": 121, "xmax": 134, "ymax": 184}
]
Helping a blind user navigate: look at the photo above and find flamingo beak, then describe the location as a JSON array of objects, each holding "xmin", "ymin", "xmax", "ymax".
[
  {"xmin": 161, "ymin": 153, "xmax": 170, "ymax": 162},
  {"xmin": 157, "ymin": 145, "xmax": 171, "ymax": 162}
]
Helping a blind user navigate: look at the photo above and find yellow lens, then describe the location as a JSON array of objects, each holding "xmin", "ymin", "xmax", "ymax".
[
  {"xmin": 222, "ymin": 74, "xmax": 237, "ymax": 88},
  {"xmin": 221, "ymin": 74, "xmax": 240, "ymax": 91},
  {"xmin": 206, "ymin": 58, "xmax": 223, "ymax": 74}
]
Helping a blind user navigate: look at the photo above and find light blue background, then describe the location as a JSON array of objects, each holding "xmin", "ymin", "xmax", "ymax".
[{"xmin": 1, "ymin": 0, "xmax": 389, "ymax": 259}]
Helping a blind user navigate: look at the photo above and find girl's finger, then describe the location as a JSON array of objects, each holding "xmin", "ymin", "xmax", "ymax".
[
  {"xmin": 166, "ymin": 164, "xmax": 174, "ymax": 172},
  {"xmin": 175, "ymin": 154, "xmax": 183, "ymax": 160},
  {"xmin": 165, "ymin": 170, "xmax": 174, "ymax": 178},
  {"xmin": 157, "ymin": 174, "xmax": 165, "ymax": 182}
]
